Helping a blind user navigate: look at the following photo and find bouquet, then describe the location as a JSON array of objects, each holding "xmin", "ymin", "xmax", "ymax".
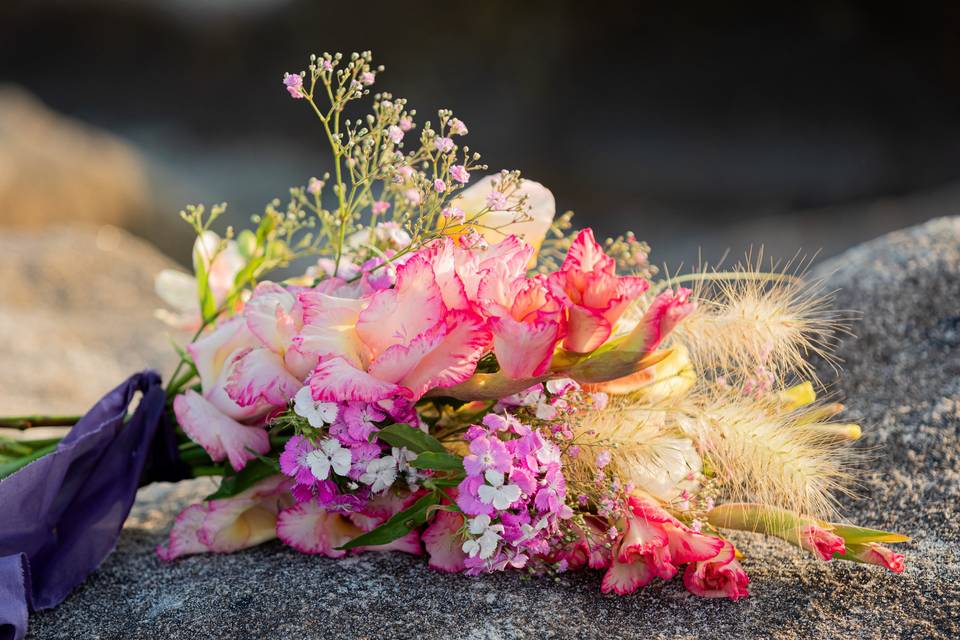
[{"xmin": 0, "ymin": 51, "xmax": 907, "ymax": 635}]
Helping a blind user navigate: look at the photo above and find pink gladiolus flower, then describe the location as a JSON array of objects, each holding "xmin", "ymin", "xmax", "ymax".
[
  {"xmin": 157, "ymin": 476, "xmax": 293, "ymax": 561},
  {"xmin": 601, "ymin": 494, "xmax": 724, "ymax": 595},
  {"xmin": 306, "ymin": 254, "xmax": 492, "ymax": 403},
  {"xmin": 479, "ymin": 269, "xmax": 566, "ymax": 378},
  {"xmin": 846, "ymin": 542, "xmax": 905, "ymax": 573},
  {"xmin": 283, "ymin": 72, "xmax": 304, "ymax": 98},
  {"xmin": 682, "ymin": 540, "xmax": 750, "ymax": 600},
  {"xmin": 628, "ymin": 287, "xmax": 696, "ymax": 354},
  {"xmin": 800, "ymin": 523, "xmax": 846, "ymax": 561},
  {"xmin": 423, "ymin": 505, "xmax": 468, "ymax": 572},
  {"xmin": 548, "ymin": 228, "xmax": 649, "ymax": 353},
  {"xmin": 276, "ymin": 491, "xmax": 422, "ymax": 557}
]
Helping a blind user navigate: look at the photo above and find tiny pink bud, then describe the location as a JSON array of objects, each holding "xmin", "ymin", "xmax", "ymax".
[
  {"xmin": 433, "ymin": 179, "xmax": 447, "ymax": 193},
  {"xmin": 387, "ymin": 125, "xmax": 404, "ymax": 144},
  {"xmin": 399, "ymin": 117, "xmax": 413, "ymax": 132},
  {"xmin": 371, "ymin": 200, "xmax": 391, "ymax": 215},
  {"xmin": 307, "ymin": 177, "xmax": 322, "ymax": 196},
  {"xmin": 360, "ymin": 71, "xmax": 375, "ymax": 86},
  {"xmin": 448, "ymin": 117, "xmax": 468, "ymax": 136},
  {"xmin": 434, "ymin": 137, "xmax": 455, "ymax": 153}
]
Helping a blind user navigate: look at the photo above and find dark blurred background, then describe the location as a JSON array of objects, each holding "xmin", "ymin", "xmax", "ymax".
[{"xmin": 3, "ymin": 0, "xmax": 960, "ymax": 267}]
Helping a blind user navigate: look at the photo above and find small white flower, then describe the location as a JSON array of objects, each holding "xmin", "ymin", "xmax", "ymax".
[
  {"xmin": 293, "ymin": 386, "xmax": 339, "ymax": 427},
  {"xmin": 305, "ymin": 438, "xmax": 352, "ymax": 481},
  {"xmin": 462, "ymin": 515, "xmax": 504, "ymax": 559},
  {"xmin": 360, "ymin": 455, "xmax": 397, "ymax": 493},
  {"xmin": 478, "ymin": 470, "xmax": 522, "ymax": 510}
]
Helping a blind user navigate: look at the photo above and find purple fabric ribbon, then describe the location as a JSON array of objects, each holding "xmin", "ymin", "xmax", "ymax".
[{"xmin": 0, "ymin": 371, "xmax": 188, "ymax": 640}]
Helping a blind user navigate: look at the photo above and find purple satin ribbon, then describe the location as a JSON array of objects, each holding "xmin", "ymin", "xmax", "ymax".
[{"xmin": 0, "ymin": 371, "xmax": 188, "ymax": 640}]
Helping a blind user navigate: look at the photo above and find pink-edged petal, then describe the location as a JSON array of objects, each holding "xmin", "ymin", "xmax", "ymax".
[
  {"xmin": 601, "ymin": 553, "xmax": 655, "ymax": 595},
  {"xmin": 356, "ymin": 255, "xmax": 445, "ymax": 355},
  {"xmin": 563, "ymin": 304, "xmax": 612, "ymax": 353},
  {"xmin": 198, "ymin": 500, "xmax": 278, "ymax": 553},
  {"xmin": 617, "ymin": 516, "xmax": 669, "ymax": 563},
  {"xmin": 682, "ymin": 541, "xmax": 750, "ymax": 600},
  {"xmin": 395, "ymin": 310, "xmax": 492, "ymax": 398},
  {"xmin": 224, "ymin": 347, "xmax": 301, "ymax": 407},
  {"xmin": 276, "ymin": 502, "xmax": 359, "ymax": 557},
  {"xmin": 174, "ymin": 390, "xmax": 270, "ymax": 471},
  {"xmin": 187, "ymin": 316, "xmax": 259, "ymax": 393},
  {"xmin": 367, "ymin": 323, "xmax": 446, "ymax": 385},
  {"xmin": 847, "ymin": 543, "xmax": 905, "ymax": 573},
  {"xmin": 422, "ymin": 238, "xmax": 473, "ymax": 311},
  {"xmin": 665, "ymin": 523, "xmax": 726, "ymax": 565},
  {"xmin": 309, "ymin": 356, "xmax": 407, "ymax": 403},
  {"xmin": 423, "ymin": 510, "xmax": 468, "ymax": 572},
  {"xmin": 490, "ymin": 315, "xmax": 561, "ymax": 379},
  {"xmin": 563, "ymin": 228, "xmax": 616, "ymax": 274},
  {"xmin": 625, "ymin": 288, "xmax": 695, "ymax": 354},
  {"xmin": 156, "ymin": 503, "xmax": 208, "ymax": 561},
  {"xmin": 244, "ymin": 281, "xmax": 300, "ymax": 353}
]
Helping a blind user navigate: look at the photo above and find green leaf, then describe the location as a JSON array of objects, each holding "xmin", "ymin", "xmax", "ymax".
[
  {"xmin": 338, "ymin": 492, "xmax": 438, "ymax": 550},
  {"xmin": 411, "ymin": 451, "xmax": 464, "ymax": 473},
  {"xmin": 0, "ymin": 442, "xmax": 58, "ymax": 480},
  {"xmin": 422, "ymin": 476, "xmax": 464, "ymax": 489},
  {"xmin": 375, "ymin": 423, "xmax": 446, "ymax": 454},
  {"xmin": 830, "ymin": 523, "xmax": 910, "ymax": 544},
  {"xmin": 205, "ymin": 458, "xmax": 279, "ymax": 500}
]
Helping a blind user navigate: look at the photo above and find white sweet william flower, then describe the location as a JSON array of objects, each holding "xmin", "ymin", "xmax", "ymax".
[
  {"xmin": 305, "ymin": 438, "xmax": 352, "ymax": 481},
  {"xmin": 462, "ymin": 514, "xmax": 504, "ymax": 559},
  {"xmin": 477, "ymin": 470, "xmax": 522, "ymax": 510},
  {"xmin": 360, "ymin": 455, "xmax": 397, "ymax": 493},
  {"xmin": 293, "ymin": 386, "xmax": 339, "ymax": 427}
]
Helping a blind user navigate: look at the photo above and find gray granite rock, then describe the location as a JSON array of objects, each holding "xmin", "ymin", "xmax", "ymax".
[
  {"xmin": 0, "ymin": 226, "xmax": 180, "ymax": 414},
  {"xmin": 26, "ymin": 218, "xmax": 960, "ymax": 639}
]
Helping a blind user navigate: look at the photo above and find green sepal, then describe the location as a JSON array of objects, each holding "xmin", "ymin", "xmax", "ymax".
[{"xmin": 829, "ymin": 523, "xmax": 910, "ymax": 544}]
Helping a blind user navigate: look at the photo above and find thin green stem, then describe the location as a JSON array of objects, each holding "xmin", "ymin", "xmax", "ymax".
[{"xmin": 0, "ymin": 415, "xmax": 80, "ymax": 429}]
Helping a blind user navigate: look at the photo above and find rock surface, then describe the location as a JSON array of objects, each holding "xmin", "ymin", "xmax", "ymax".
[
  {"xmin": 0, "ymin": 225, "xmax": 180, "ymax": 414},
  {"xmin": 22, "ymin": 218, "xmax": 960, "ymax": 639},
  {"xmin": 0, "ymin": 87, "xmax": 150, "ymax": 230}
]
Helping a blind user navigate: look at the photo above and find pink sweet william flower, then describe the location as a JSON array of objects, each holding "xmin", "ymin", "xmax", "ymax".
[
  {"xmin": 306, "ymin": 254, "xmax": 492, "ymax": 403},
  {"xmin": 548, "ymin": 228, "xmax": 649, "ymax": 353},
  {"xmin": 450, "ymin": 164, "xmax": 470, "ymax": 184},
  {"xmin": 800, "ymin": 523, "xmax": 846, "ymax": 561},
  {"xmin": 479, "ymin": 268, "xmax": 566, "ymax": 378},
  {"xmin": 463, "ymin": 435, "xmax": 513, "ymax": 476},
  {"xmin": 845, "ymin": 542, "xmax": 905, "ymax": 573},
  {"xmin": 283, "ymin": 72, "xmax": 304, "ymax": 98},
  {"xmin": 683, "ymin": 540, "xmax": 750, "ymax": 600},
  {"xmin": 157, "ymin": 476, "xmax": 293, "ymax": 561},
  {"xmin": 601, "ymin": 493, "xmax": 725, "ymax": 595}
]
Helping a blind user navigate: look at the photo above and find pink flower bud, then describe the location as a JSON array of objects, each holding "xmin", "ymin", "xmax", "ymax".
[{"xmin": 450, "ymin": 164, "xmax": 471, "ymax": 184}]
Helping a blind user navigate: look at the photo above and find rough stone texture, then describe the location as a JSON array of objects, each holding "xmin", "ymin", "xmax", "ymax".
[
  {"xmin": 22, "ymin": 218, "xmax": 960, "ymax": 639},
  {"xmin": 0, "ymin": 226, "xmax": 180, "ymax": 414},
  {"xmin": 0, "ymin": 87, "xmax": 150, "ymax": 230}
]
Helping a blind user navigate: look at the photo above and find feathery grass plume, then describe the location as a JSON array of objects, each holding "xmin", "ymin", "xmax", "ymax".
[
  {"xmin": 682, "ymin": 391, "xmax": 860, "ymax": 519},
  {"xmin": 567, "ymin": 397, "xmax": 701, "ymax": 502},
  {"xmin": 662, "ymin": 251, "xmax": 846, "ymax": 389}
]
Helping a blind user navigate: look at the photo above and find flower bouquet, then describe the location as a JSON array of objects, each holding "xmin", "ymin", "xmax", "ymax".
[{"xmin": 0, "ymin": 51, "xmax": 907, "ymax": 636}]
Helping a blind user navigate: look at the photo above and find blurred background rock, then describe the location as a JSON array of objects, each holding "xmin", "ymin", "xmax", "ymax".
[{"xmin": 2, "ymin": 0, "xmax": 960, "ymax": 410}]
